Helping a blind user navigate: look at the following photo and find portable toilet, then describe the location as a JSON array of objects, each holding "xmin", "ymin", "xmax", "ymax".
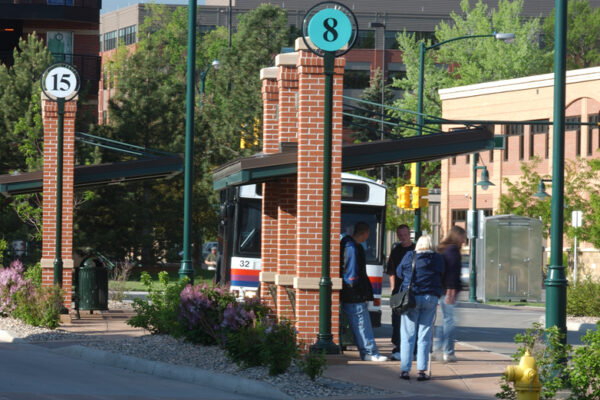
[{"xmin": 476, "ymin": 215, "xmax": 544, "ymax": 302}]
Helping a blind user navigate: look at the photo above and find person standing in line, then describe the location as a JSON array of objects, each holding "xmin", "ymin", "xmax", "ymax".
[
  {"xmin": 434, "ymin": 226, "xmax": 467, "ymax": 363},
  {"xmin": 385, "ymin": 224, "xmax": 414, "ymax": 360},
  {"xmin": 341, "ymin": 222, "xmax": 388, "ymax": 362},
  {"xmin": 396, "ymin": 235, "xmax": 444, "ymax": 381}
]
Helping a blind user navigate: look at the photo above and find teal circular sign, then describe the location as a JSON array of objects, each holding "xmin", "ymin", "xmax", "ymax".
[{"xmin": 307, "ymin": 8, "xmax": 352, "ymax": 52}]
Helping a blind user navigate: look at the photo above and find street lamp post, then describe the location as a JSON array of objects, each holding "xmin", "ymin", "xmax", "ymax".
[
  {"xmin": 545, "ymin": 0, "xmax": 568, "ymax": 343},
  {"xmin": 369, "ymin": 21, "xmax": 386, "ymax": 181},
  {"xmin": 180, "ymin": 0, "xmax": 219, "ymax": 283},
  {"xmin": 414, "ymin": 32, "xmax": 515, "ymax": 240},
  {"xmin": 469, "ymin": 153, "xmax": 494, "ymax": 302}
]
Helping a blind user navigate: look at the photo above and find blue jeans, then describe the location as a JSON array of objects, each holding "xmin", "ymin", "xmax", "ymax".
[
  {"xmin": 400, "ymin": 294, "xmax": 438, "ymax": 372},
  {"xmin": 342, "ymin": 302, "xmax": 379, "ymax": 359},
  {"xmin": 434, "ymin": 295, "xmax": 456, "ymax": 355}
]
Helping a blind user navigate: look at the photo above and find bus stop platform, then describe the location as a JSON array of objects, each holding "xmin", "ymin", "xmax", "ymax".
[{"xmin": 42, "ymin": 307, "xmax": 512, "ymax": 400}]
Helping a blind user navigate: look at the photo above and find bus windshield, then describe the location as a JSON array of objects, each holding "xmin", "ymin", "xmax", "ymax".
[
  {"xmin": 235, "ymin": 199, "xmax": 261, "ymax": 257},
  {"xmin": 341, "ymin": 206, "xmax": 383, "ymax": 265}
]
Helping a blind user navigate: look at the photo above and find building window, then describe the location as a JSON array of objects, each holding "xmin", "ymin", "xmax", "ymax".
[
  {"xmin": 530, "ymin": 120, "xmax": 549, "ymax": 159},
  {"xmin": 566, "ymin": 116, "xmax": 581, "ymax": 156},
  {"xmin": 118, "ymin": 25, "xmax": 136, "ymax": 46},
  {"xmin": 344, "ymin": 70, "xmax": 370, "ymax": 89},
  {"xmin": 451, "ymin": 156, "xmax": 456, "ymax": 165},
  {"xmin": 504, "ymin": 124, "xmax": 524, "ymax": 161},
  {"xmin": 387, "ymin": 70, "xmax": 406, "ymax": 84},
  {"xmin": 504, "ymin": 132, "xmax": 509, "ymax": 161},
  {"xmin": 103, "ymin": 30, "xmax": 117, "ymax": 51},
  {"xmin": 48, "ymin": 0, "xmax": 73, "ymax": 4},
  {"xmin": 355, "ymin": 30, "xmax": 374, "ymax": 49},
  {"xmin": 99, "ymin": 34, "xmax": 103, "ymax": 53},
  {"xmin": 451, "ymin": 209, "xmax": 467, "ymax": 227},
  {"xmin": 590, "ymin": 113, "xmax": 600, "ymax": 154},
  {"xmin": 466, "ymin": 154, "xmax": 470, "ymax": 164}
]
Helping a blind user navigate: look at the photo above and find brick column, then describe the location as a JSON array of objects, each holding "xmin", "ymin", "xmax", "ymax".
[
  {"xmin": 274, "ymin": 53, "xmax": 299, "ymax": 320},
  {"xmin": 294, "ymin": 39, "xmax": 344, "ymax": 345},
  {"xmin": 41, "ymin": 95, "xmax": 77, "ymax": 308},
  {"xmin": 259, "ymin": 68, "xmax": 279, "ymax": 309}
]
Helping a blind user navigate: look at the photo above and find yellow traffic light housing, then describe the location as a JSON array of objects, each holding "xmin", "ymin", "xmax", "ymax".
[
  {"xmin": 411, "ymin": 186, "xmax": 429, "ymax": 209},
  {"xmin": 396, "ymin": 185, "xmax": 412, "ymax": 209}
]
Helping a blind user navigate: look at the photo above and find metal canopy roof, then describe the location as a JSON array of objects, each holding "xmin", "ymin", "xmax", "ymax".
[
  {"xmin": 212, "ymin": 127, "xmax": 494, "ymax": 190},
  {"xmin": 0, "ymin": 155, "xmax": 183, "ymax": 197}
]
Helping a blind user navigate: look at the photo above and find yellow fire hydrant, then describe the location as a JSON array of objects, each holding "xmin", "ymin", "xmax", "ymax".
[{"xmin": 505, "ymin": 349, "xmax": 542, "ymax": 400}]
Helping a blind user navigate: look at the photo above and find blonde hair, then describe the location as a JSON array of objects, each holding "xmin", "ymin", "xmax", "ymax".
[{"xmin": 415, "ymin": 235, "xmax": 434, "ymax": 252}]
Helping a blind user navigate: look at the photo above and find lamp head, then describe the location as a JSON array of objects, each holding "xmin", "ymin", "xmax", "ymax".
[
  {"xmin": 369, "ymin": 21, "xmax": 385, "ymax": 28},
  {"xmin": 494, "ymin": 32, "xmax": 516, "ymax": 43},
  {"xmin": 211, "ymin": 59, "xmax": 221, "ymax": 70},
  {"xmin": 533, "ymin": 180, "xmax": 551, "ymax": 199},
  {"xmin": 476, "ymin": 167, "xmax": 494, "ymax": 191}
]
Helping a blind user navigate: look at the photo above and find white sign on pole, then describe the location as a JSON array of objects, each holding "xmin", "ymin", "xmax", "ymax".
[
  {"xmin": 41, "ymin": 63, "xmax": 80, "ymax": 101},
  {"xmin": 572, "ymin": 210, "xmax": 583, "ymax": 228}
]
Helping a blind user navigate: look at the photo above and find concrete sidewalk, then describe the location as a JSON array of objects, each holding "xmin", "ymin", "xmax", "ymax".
[{"xmin": 3, "ymin": 308, "xmax": 512, "ymax": 399}]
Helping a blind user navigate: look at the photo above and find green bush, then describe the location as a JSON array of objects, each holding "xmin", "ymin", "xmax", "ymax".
[
  {"xmin": 12, "ymin": 285, "xmax": 63, "ymax": 329},
  {"xmin": 496, "ymin": 322, "xmax": 600, "ymax": 400},
  {"xmin": 298, "ymin": 350, "xmax": 327, "ymax": 381},
  {"xmin": 567, "ymin": 277, "xmax": 600, "ymax": 317},
  {"xmin": 225, "ymin": 318, "xmax": 299, "ymax": 375},
  {"xmin": 127, "ymin": 271, "xmax": 187, "ymax": 336},
  {"xmin": 24, "ymin": 262, "xmax": 42, "ymax": 288}
]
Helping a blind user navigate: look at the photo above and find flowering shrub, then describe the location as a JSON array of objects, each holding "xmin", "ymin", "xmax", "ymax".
[
  {"xmin": 179, "ymin": 284, "xmax": 269, "ymax": 345},
  {"xmin": 0, "ymin": 260, "xmax": 31, "ymax": 315}
]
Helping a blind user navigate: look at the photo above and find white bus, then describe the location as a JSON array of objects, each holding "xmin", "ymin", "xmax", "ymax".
[{"xmin": 217, "ymin": 173, "xmax": 386, "ymax": 326}]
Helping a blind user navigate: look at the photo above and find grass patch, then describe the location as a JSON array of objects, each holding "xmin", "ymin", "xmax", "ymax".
[
  {"xmin": 109, "ymin": 268, "xmax": 215, "ymax": 292},
  {"xmin": 486, "ymin": 300, "xmax": 545, "ymax": 307}
]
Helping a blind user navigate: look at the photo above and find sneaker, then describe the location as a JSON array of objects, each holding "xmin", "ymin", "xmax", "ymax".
[
  {"xmin": 391, "ymin": 352, "xmax": 401, "ymax": 361},
  {"xmin": 430, "ymin": 352, "xmax": 442, "ymax": 361},
  {"xmin": 364, "ymin": 354, "xmax": 388, "ymax": 362},
  {"xmin": 443, "ymin": 353, "xmax": 457, "ymax": 363}
]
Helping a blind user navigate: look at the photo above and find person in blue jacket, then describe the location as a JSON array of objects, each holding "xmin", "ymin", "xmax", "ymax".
[
  {"xmin": 396, "ymin": 235, "xmax": 444, "ymax": 381},
  {"xmin": 340, "ymin": 222, "xmax": 387, "ymax": 362},
  {"xmin": 434, "ymin": 225, "xmax": 467, "ymax": 363}
]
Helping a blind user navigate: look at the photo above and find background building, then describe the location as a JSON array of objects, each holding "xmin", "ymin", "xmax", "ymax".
[
  {"xmin": 98, "ymin": 0, "xmax": 580, "ymax": 121},
  {"xmin": 440, "ymin": 66, "xmax": 600, "ymax": 276},
  {"xmin": 0, "ymin": 0, "xmax": 101, "ymax": 119}
]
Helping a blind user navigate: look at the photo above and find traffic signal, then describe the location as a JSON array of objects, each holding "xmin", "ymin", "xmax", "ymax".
[
  {"xmin": 411, "ymin": 186, "xmax": 429, "ymax": 209},
  {"xmin": 396, "ymin": 185, "xmax": 411, "ymax": 209}
]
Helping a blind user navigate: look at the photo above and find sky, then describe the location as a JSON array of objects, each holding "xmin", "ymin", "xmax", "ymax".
[{"xmin": 101, "ymin": 0, "xmax": 204, "ymax": 14}]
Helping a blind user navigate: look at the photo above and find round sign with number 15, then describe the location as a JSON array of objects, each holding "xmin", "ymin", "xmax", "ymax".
[{"xmin": 41, "ymin": 63, "xmax": 80, "ymax": 101}]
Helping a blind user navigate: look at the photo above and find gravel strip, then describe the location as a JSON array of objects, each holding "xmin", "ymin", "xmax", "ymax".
[{"xmin": 0, "ymin": 302, "xmax": 391, "ymax": 399}]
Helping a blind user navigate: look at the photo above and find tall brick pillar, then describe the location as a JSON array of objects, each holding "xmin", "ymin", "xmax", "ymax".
[
  {"xmin": 259, "ymin": 67, "xmax": 279, "ymax": 310},
  {"xmin": 41, "ymin": 95, "xmax": 77, "ymax": 308},
  {"xmin": 275, "ymin": 53, "xmax": 299, "ymax": 321},
  {"xmin": 294, "ymin": 39, "xmax": 344, "ymax": 345}
]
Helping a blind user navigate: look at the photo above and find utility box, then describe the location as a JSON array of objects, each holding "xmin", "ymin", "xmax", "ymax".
[{"xmin": 476, "ymin": 215, "xmax": 544, "ymax": 302}]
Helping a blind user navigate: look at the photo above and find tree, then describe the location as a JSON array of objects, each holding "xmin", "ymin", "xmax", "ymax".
[
  {"xmin": 390, "ymin": 0, "xmax": 548, "ymax": 188},
  {"xmin": 498, "ymin": 158, "xmax": 600, "ymax": 247},
  {"xmin": 543, "ymin": 0, "xmax": 600, "ymax": 70},
  {"xmin": 75, "ymin": 4, "xmax": 291, "ymax": 265}
]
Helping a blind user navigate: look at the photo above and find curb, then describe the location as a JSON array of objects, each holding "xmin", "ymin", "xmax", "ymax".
[{"xmin": 53, "ymin": 345, "xmax": 293, "ymax": 400}]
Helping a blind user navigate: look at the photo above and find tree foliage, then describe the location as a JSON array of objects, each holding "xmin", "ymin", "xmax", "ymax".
[
  {"xmin": 543, "ymin": 0, "xmax": 600, "ymax": 69},
  {"xmin": 498, "ymin": 158, "xmax": 600, "ymax": 248},
  {"xmin": 390, "ymin": 0, "xmax": 547, "ymax": 189},
  {"xmin": 75, "ymin": 4, "xmax": 290, "ymax": 265}
]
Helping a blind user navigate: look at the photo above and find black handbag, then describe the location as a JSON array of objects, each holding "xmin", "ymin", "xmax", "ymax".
[{"xmin": 390, "ymin": 254, "xmax": 417, "ymax": 315}]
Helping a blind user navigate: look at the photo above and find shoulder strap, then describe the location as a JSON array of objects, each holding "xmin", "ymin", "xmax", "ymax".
[{"xmin": 407, "ymin": 253, "xmax": 417, "ymax": 289}]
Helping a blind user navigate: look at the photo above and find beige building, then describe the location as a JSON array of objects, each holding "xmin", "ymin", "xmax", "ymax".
[{"xmin": 440, "ymin": 66, "xmax": 600, "ymax": 277}]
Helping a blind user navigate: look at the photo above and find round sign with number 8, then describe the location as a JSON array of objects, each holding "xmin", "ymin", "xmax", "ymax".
[{"xmin": 307, "ymin": 8, "xmax": 353, "ymax": 52}]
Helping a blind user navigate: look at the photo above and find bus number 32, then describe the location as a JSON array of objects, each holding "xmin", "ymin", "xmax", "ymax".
[{"xmin": 239, "ymin": 260, "xmax": 250, "ymax": 268}]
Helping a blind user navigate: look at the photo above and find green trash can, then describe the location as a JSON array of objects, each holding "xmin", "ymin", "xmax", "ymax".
[{"xmin": 74, "ymin": 257, "xmax": 109, "ymax": 311}]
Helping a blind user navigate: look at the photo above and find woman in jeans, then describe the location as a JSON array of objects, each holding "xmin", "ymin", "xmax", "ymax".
[
  {"xmin": 435, "ymin": 226, "xmax": 467, "ymax": 363},
  {"xmin": 396, "ymin": 235, "xmax": 444, "ymax": 381}
]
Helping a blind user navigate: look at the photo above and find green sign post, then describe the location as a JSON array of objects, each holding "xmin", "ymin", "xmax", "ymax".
[
  {"xmin": 302, "ymin": 1, "xmax": 357, "ymax": 354},
  {"xmin": 41, "ymin": 63, "xmax": 80, "ymax": 287}
]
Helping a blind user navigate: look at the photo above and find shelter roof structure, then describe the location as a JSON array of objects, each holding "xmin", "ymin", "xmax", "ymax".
[
  {"xmin": 0, "ymin": 155, "xmax": 183, "ymax": 197},
  {"xmin": 213, "ymin": 126, "xmax": 495, "ymax": 190}
]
